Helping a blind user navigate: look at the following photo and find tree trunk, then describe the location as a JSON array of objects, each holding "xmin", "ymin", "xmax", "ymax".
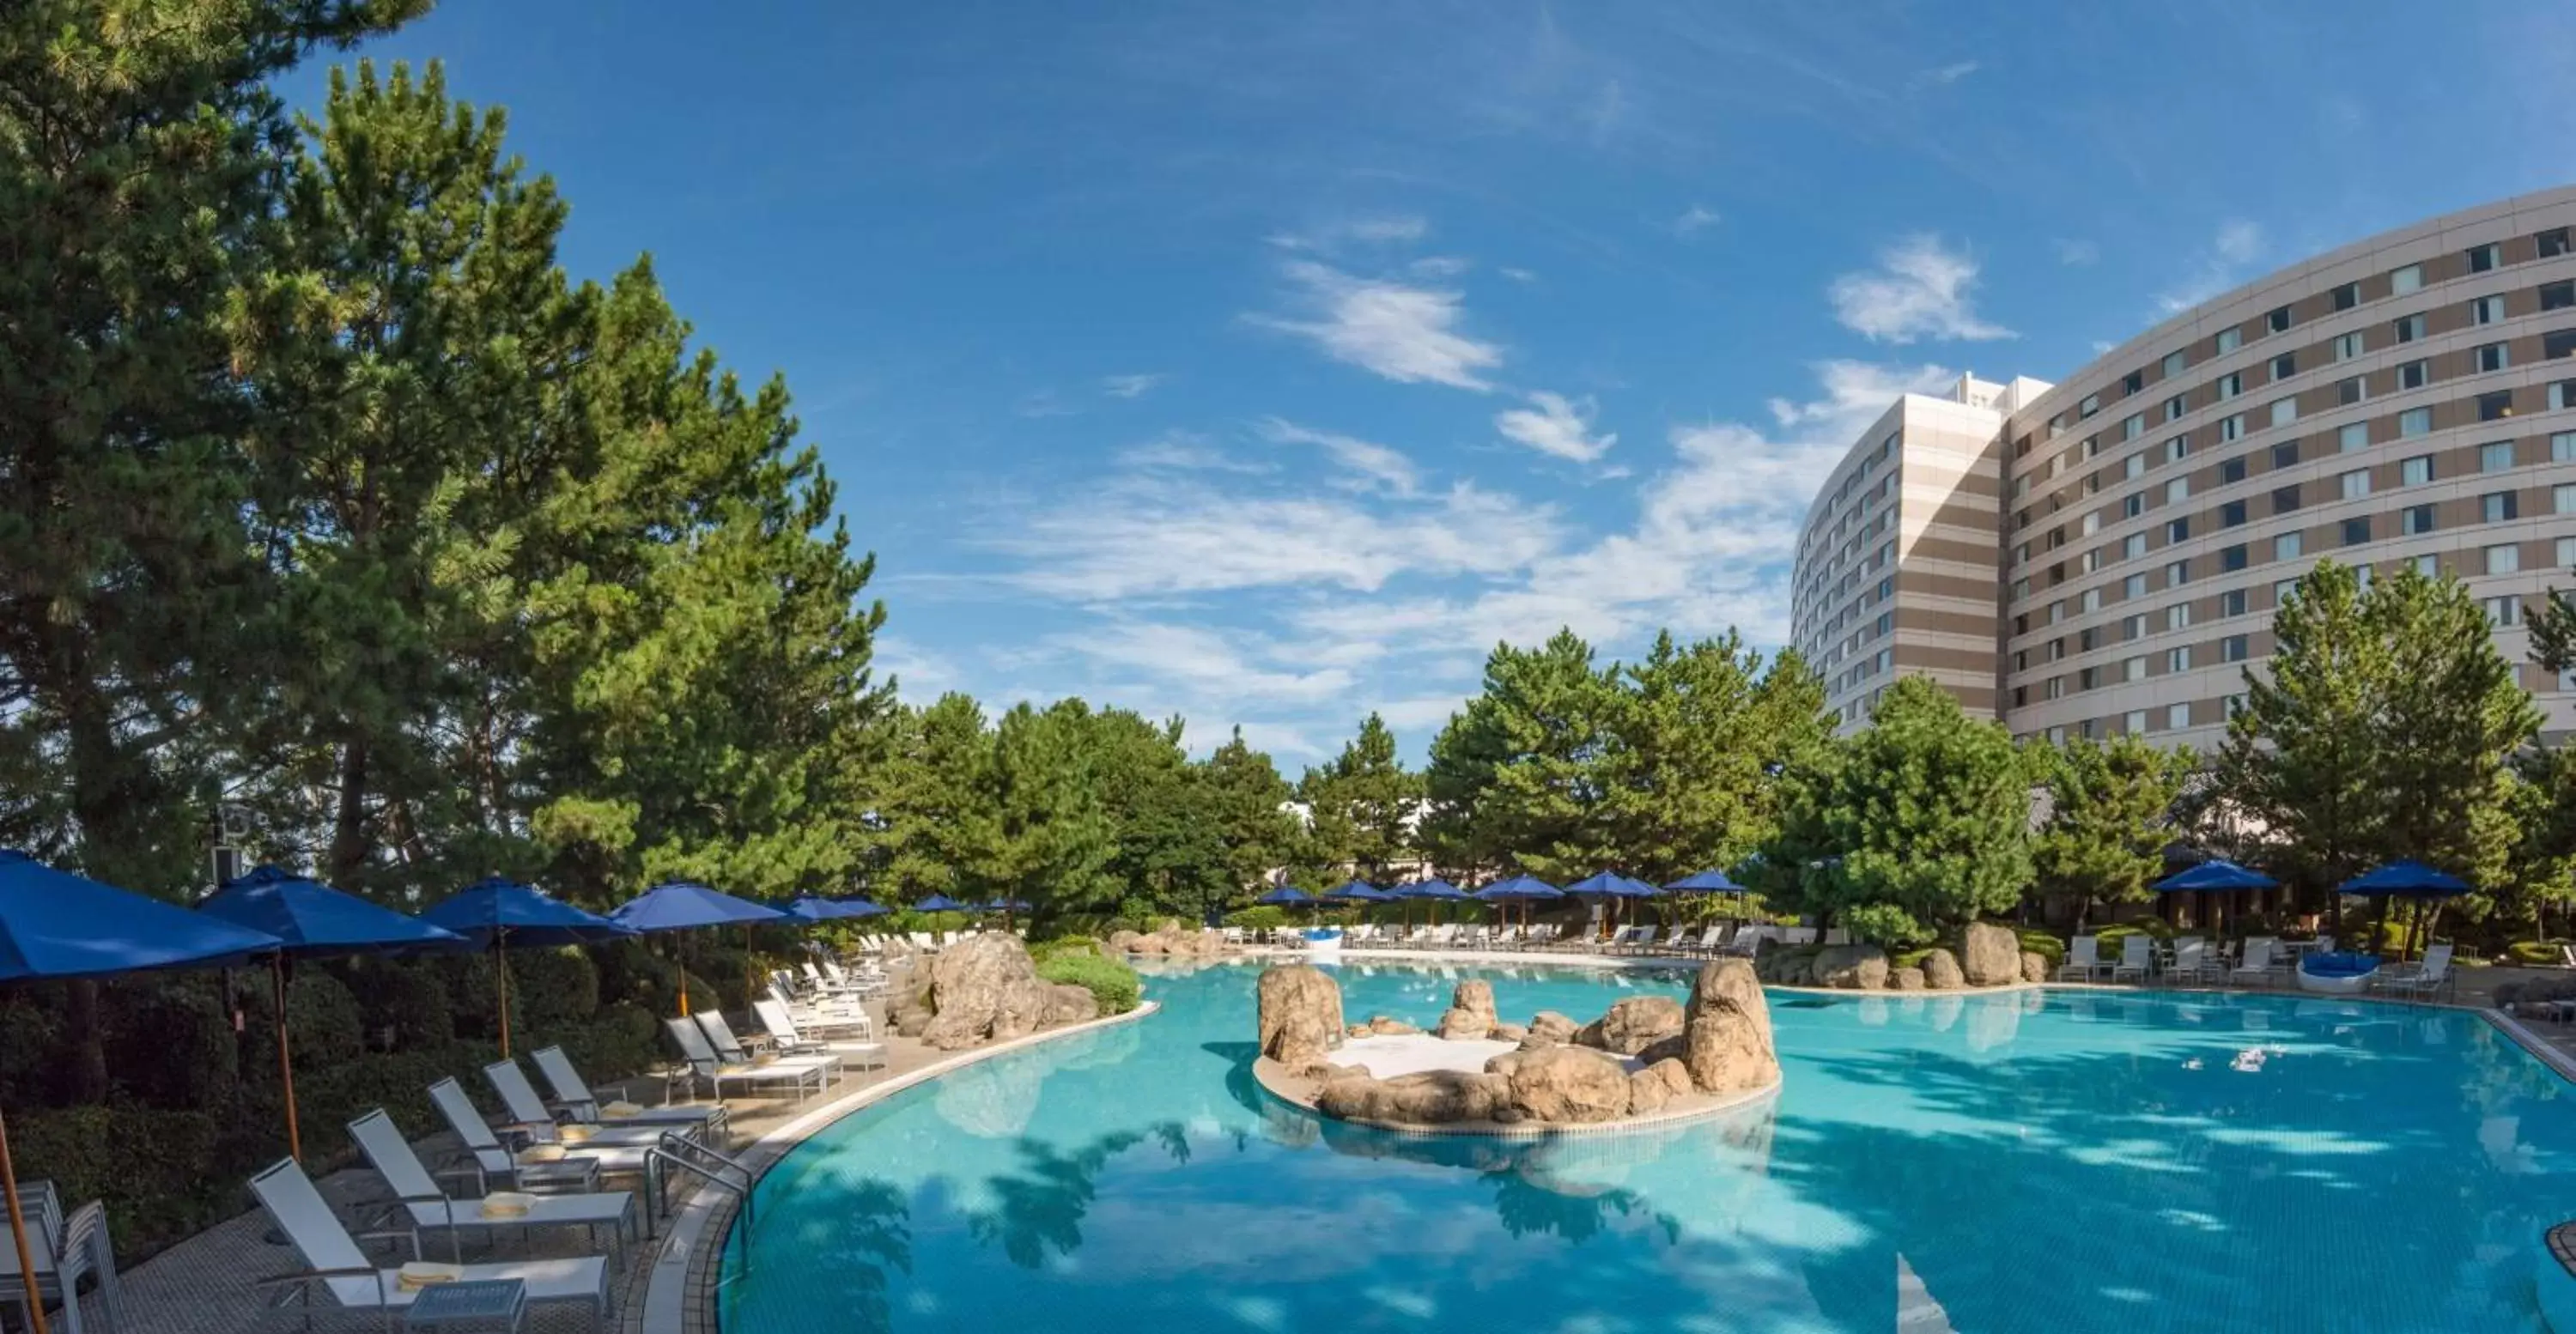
[{"xmin": 327, "ymin": 736, "xmax": 371, "ymax": 884}]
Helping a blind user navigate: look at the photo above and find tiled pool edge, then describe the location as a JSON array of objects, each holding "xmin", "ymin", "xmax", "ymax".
[
  {"xmin": 2483, "ymin": 1006, "xmax": 2576, "ymax": 1085},
  {"xmin": 641, "ymin": 999, "xmax": 1163, "ymax": 1334}
]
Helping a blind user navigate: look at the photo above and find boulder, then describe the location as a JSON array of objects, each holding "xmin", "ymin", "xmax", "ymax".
[
  {"xmin": 1107, "ymin": 929, "xmax": 1143, "ymax": 955},
  {"xmin": 1892, "ymin": 966, "xmax": 1927, "ymax": 991},
  {"xmin": 1042, "ymin": 982, "xmax": 1100, "ymax": 1025},
  {"xmin": 1574, "ymin": 996, "xmax": 1686, "ymax": 1055},
  {"xmin": 1435, "ymin": 1006, "xmax": 1491, "ymax": 1040},
  {"xmin": 1316, "ymin": 1070, "xmax": 1508, "ymax": 1124},
  {"xmin": 1626, "ymin": 1058, "xmax": 1697, "ymax": 1115},
  {"xmin": 1921, "ymin": 948, "xmax": 1965, "ymax": 990},
  {"xmin": 1482, "ymin": 1050, "xmax": 1524, "ymax": 1080},
  {"xmin": 1504, "ymin": 1045, "xmax": 1633, "ymax": 1123},
  {"xmin": 892, "ymin": 1004, "xmax": 932, "ymax": 1038},
  {"xmin": 1962, "ymin": 923, "xmax": 2020, "ymax": 987},
  {"xmin": 1528, "ymin": 1010, "xmax": 1581, "ymax": 1044},
  {"xmin": 2020, "ymin": 950, "xmax": 2050, "ymax": 985},
  {"xmin": 1680, "ymin": 957, "xmax": 1780, "ymax": 1097},
  {"xmin": 1364, "ymin": 1015, "xmax": 1421, "ymax": 1036},
  {"xmin": 1452, "ymin": 979, "xmax": 1498, "ymax": 1025},
  {"xmin": 1256, "ymin": 964, "xmax": 1346, "ymax": 1067},
  {"xmin": 1490, "ymin": 1022, "xmax": 1529, "ymax": 1043},
  {"xmin": 1814, "ymin": 943, "xmax": 1890, "ymax": 991},
  {"xmin": 920, "ymin": 933, "xmax": 1055, "ymax": 1051}
]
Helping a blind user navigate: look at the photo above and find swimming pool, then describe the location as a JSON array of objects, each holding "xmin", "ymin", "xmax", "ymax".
[{"xmin": 723, "ymin": 961, "xmax": 2576, "ymax": 1333}]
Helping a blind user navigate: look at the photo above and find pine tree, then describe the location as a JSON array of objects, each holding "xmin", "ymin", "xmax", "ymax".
[
  {"xmin": 1610, "ymin": 632, "xmax": 1833, "ymax": 883},
  {"xmin": 2032, "ymin": 734, "xmax": 2192, "ymax": 929},
  {"xmin": 1296, "ymin": 713, "xmax": 1422, "ymax": 882},
  {"xmin": 2215, "ymin": 560, "xmax": 2385, "ymax": 917},
  {"xmin": 1200, "ymin": 727, "xmax": 1297, "ymax": 900},
  {"xmin": 1423, "ymin": 630, "xmax": 1622, "ymax": 880}
]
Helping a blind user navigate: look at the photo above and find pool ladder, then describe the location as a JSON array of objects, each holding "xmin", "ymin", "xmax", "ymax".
[{"xmin": 648, "ymin": 1131, "xmax": 758, "ymax": 1282}]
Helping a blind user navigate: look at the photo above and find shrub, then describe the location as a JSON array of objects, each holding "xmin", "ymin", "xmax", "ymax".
[
  {"xmin": 13, "ymin": 1103, "xmax": 232, "ymax": 1258},
  {"xmin": 1030, "ymin": 936, "xmax": 1102, "ymax": 965},
  {"xmin": 345, "ymin": 957, "xmax": 453, "ymax": 1051},
  {"xmin": 510, "ymin": 945, "xmax": 601, "ymax": 1032},
  {"xmin": 1224, "ymin": 906, "xmax": 1288, "ymax": 931},
  {"xmin": 245, "ymin": 967, "xmax": 366, "ymax": 1070},
  {"xmin": 1036, "ymin": 953, "xmax": 1142, "ymax": 1016},
  {"xmin": 2506, "ymin": 940, "xmax": 2570, "ymax": 967},
  {"xmin": 2014, "ymin": 928, "xmax": 2066, "ymax": 965},
  {"xmin": 105, "ymin": 975, "xmax": 238, "ymax": 1107}
]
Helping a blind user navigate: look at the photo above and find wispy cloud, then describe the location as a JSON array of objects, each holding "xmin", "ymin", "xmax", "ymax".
[
  {"xmin": 1499, "ymin": 266, "xmax": 1538, "ymax": 284},
  {"xmin": 1828, "ymin": 234, "xmax": 2014, "ymax": 344},
  {"xmin": 1256, "ymin": 418, "xmax": 1421, "ymax": 496},
  {"xmin": 1269, "ymin": 215, "xmax": 1430, "ymax": 252},
  {"xmin": 1409, "ymin": 255, "xmax": 1472, "ymax": 278},
  {"xmin": 2052, "ymin": 238, "xmax": 2099, "ymax": 266},
  {"xmin": 1494, "ymin": 391, "xmax": 1617, "ymax": 463},
  {"xmin": 1249, "ymin": 260, "xmax": 1504, "ymax": 391},
  {"xmin": 1116, "ymin": 431, "xmax": 1271, "ymax": 475},
  {"xmin": 1101, "ymin": 373, "xmax": 1166, "ymax": 399},
  {"xmin": 1671, "ymin": 203, "xmax": 1722, "ymax": 236},
  {"xmin": 1018, "ymin": 389, "xmax": 1079, "ymax": 418},
  {"xmin": 1908, "ymin": 60, "xmax": 1980, "ymax": 89},
  {"xmin": 2155, "ymin": 219, "xmax": 2264, "ymax": 315}
]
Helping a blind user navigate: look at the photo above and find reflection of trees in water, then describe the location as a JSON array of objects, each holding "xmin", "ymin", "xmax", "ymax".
[
  {"xmin": 962, "ymin": 1123, "xmax": 1194, "ymax": 1268},
  {"xmin": 934, "ymin": 1054, "xmax": 1045, "ymax": 1137},
  {"xmin": 737, "ymin": 1179, "xmax": 910, "ymax": 1334}
]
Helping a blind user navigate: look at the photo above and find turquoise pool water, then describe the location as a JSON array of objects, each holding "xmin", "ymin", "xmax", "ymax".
[{"xmin": 723, "ymin": 961, "xmax": 2576, "ymax": 1333}]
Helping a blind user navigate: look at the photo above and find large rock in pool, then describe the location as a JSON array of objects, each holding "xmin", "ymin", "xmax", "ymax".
[
  {"xmin": 2020, "ymin": 950, "xmax": 2050, "ymax": 985},
  {"xmin": 1528, "ymin": 1010, "xmax": 1580, "ymax": 1044},
  {"xmin": 1680, "ymin": 957, "xmax": 1780, "ymax": 1097},
  {"xmin": 921, "ymin": 933, "xmax": 1055, "ymax": 1051},
  {"xmin": 1814, "ymin": 943, "xmax": 1890, "ymax": 990},
  {"xmin": 1892, "ymin": 966, "xmax": 1927, "ymax": 991},
  {"xmin": 1920, "ymin": 948, "xmax": 1965, "ymax": 990},
  {"xmin": 1317, "ymin": 1069, "xmax": 1508, "ymax": 1124},
  {"xmin": 1437, "ymin": 979, "xmax": 1498, "ymax": 1040},
  {"xmin": 1626, "ymin": 1058, "xmax": 1696, "ymax": 1115},
  {"xmin": 1042, "ymin": 982, "xmax": 1100, "ymax": 1025},
  {"xmin": 1963, "ymin": 922, "xmax": 2020, "ymax": 987},
  {"xmin": 1575, "ymin": 996, "xmax": 1686, "ymax": 1055},
  {"xmin": 1504, "ymin": 1045, "xmax": 1633, "ymax": 1123},
  {"xmin": 1257, "ymin": 964, "xmax": 1346, "ymax": 1067}
]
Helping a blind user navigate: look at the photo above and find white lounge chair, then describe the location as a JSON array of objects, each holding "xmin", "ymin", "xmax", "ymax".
[
  {"xmin": 528, "ymin": 1046, "xmax": 727, "ymax": 1137},
  {"xmin": 2229, "ymin": 939, "xmax": 2277, "ymax": 987},
  {"xmin": 2057, "ymin": 936, "xmax": 2105, "ymax": 981},
  {"xmin": 248, "ymin": 1156, "xmax": 610, "ymax": 1331},
  {"xmin": 0, "ymin": 1187, "xmax": 115, "ymax": 1334},
  {"xmin": 2170, "ymin": 937, "xmax": 2219, "ymax": 984},
  {"xmin": 482, "ymin": 1060, "xmax": 674, "ymax": 1149},
  {"xmin": 2110, "ymin": 935, "xmax": 2154, "ymax": 983},
  {"xmin": 664, "ymin": 1016, "xmax": 829, "ymax": 1101},
  {"xmin": 427, "ymin": 1077, "xmax": 653, "ymax": 1193},
  {"xmin": 693, "ymin": 1010, "xmax": 840, "ymax": 1082},
  {"xmin": 347, "ymin": 1109, "xmax": 635, "ymax": 1261},
  {"xmin": 2378, "ymin": 943, "xmax": 2457, "ymax": 1000},
  {"xmin": 755, "ymin": 999, "xmax": 886, "ymax": 1070}
]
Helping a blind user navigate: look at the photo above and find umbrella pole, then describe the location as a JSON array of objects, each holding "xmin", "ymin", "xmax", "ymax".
[
  {"xmin": 495, "ymin": 932, "xmax": 512, "ymax": 1059},
  {"xmin": 0, "ymin": 1104, "xmax": 48, "ymax": 1334},
  {"xmin": 272, "ymin": 954, "xmax": 302, "ymax": 1162},
  {"xmin": 678, "ymin": 934, "xmax": 691, "ymax": 1018}
]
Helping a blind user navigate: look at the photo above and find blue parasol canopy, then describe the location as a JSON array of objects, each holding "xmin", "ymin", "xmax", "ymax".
[
  {"xmin": 1255, "ymin": 885, "xmax": 1315, "ymax": 906},
  {"xmin": 419, "ymin": 877, "xmax": 634, "ymax": 948},
  {"xmin": 1474, "ymin": 874, "xmax": 1564, "ymax": 901},
  {"xmin": 2339, "ymin": 860, "xmax": 2471, "ymax": 898},
  {"xmin": 837, "ymin": 897, "xmax": 890, "ymax": 918},
  {"xmin": 912, "ymin": 894, "xmax": 972, "ymax": 913},
  {"xmin": 1394, "ymin": 877, "xmax": 1469, "ymax": 900},
  {"xmin": 611, "ymin": 880, "xmax": 793, "ymax": 932},
  {"xmin": 1565, "ymin": 870, "xmax": 1661, "ymax": 899},
  {"xmin": 1664, "ymin": 869, "xmax": 1746, "ymax": 893},
  {"xmin": 983, "ymin": 899, "xmax": 1033, "ymax": 913},
  {"xmin": 2153, "ymin": 858, "xmax": 2279, "ymax": 893},
  {"xmin": 782, "ymin": 894, "xmax": 875, "ymax": 923},
  {"xmin": 1, "ymin": 849, "xmax": 283, "ymax": 982},
  {"xmin": 199, "ymin": 865, "xmax": 464, "ymax": 956},
  {"xmin": 1322, "ymin": 879, "xmax": 1394, "ymax": 903}
]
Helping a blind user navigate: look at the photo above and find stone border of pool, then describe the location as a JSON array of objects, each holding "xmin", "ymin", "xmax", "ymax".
[
  {"xmin": 1247, "ymin": 1050, "xmax": 1782, "ymax": 1139},
  {"xmin": 641, "ymin": 998, "xmax": 1162, "ymax": 1334},
  {"xmin": 2482, "ymin": 1006, "xmax": 2576, "ymax": 1084}
]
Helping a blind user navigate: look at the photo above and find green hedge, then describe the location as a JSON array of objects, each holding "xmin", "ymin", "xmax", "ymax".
[
  {"xmin": 1036, "ymin": 953, "xmax": 1143, "ymax": 1016},
  {"xmin": 1029, "ymin": 936, "xmax": 1103, "ymax": 965}
]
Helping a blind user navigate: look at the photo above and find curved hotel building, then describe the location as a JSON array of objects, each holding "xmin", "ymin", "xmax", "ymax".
[{"xmin": 1791, "ymin": 188, "xmax": 2576, "ymax": 745}]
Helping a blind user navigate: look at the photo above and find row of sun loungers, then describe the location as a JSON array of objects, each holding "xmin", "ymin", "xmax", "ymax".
[
  {"xmin": 2056, "ymin": 933, "xmax": 2457, "ymax": 998},
  {"xmin": 1277, "ymin": 921, "xmax": 1826, "ymax": 957}
]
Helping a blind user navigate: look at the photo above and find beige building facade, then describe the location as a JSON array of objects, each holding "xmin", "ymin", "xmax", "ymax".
[{"xmin": 1790, "ymin": 187, "xmax": 2576, "ymax": 746}]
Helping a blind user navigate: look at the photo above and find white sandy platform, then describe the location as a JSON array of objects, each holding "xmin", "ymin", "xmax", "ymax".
[{"xmin": 1326, "ymin": 1033, "xmax": 1645, "ymax": 1078}]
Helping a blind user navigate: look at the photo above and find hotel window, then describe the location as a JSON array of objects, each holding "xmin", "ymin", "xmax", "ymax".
[
  {"xmin": 2121, "ymin": 413, "xmax": 2144, "ymax": 441},
  {"xmin": 2339, "ymin": 469, "xmax": 2371, "ymax": 500},
  {"xmin": 2215, "ymin": 372, "xmax": 2243, "ymax": 400},
  {"xmin": 2476, "ymin": 342, "xmax": 2512, "ymax": 373},
  {"xmin": 2048, "ymin": 601, "xmax": 2065, "ymax": 625},
  {"xmin": 2394, "ymin": 313, "xmax": 2427, "ymax": 343},
  {"xmin": 2168, "ymin": 646, "xmax": 2194, "ymax": 672},
  {"xmin": 2166, "ymin": 702, "xmax": 2193, "ymax": 730},
  {"xmin": 2275, "ymin": 579, "xmax": 2302, "ymax": 603},
  {"xmin": 2166, "ymin": 603, "xmax": 2191, "ymax": 632},
  {"xmin": 2123, "ymin": 370, "xmax": 2145, "ymax": 396},
  {"xmin": 2472, "ymin": 294, "xmax": 2508, "ymax": 325},
  {"xmin": 2556, "ymin": 431, "xmax": 2576, "ymax": 462},
  {"xmin": 2220, "ymin": 414, "xmax": 2246, "ymax": 442},
  {"xmin": 2166, "ymin": 518, "xmax": 2191, "ymax": 543},
  {"xmin": 2488, "ymin": 596, "xmax": 2524, "ymax": 628},
  {"xmin": 2488, "ymin": 544, "xmax": 2522, "ymax": 575},
  {"xmin": 2123, "ymin": 710, "xmax": 2148, "ymax": 735},
  {"xmin": 2221, "ymin": 500, "xmax": 2248, "ymax": 527},
  {"xmin": 2221, "ymin": 457, "xmax": 2249, "ymax": 484},
  {"xmin": 2543, "ymin": 228, "xmax": 2573, "ymax": 258},
  {"xmin": 2165, "ymin": 559, "xmax": 2191, "ymax": 586},
  {"xmin": 2269, "ymin": 398, "xmax": 2298, "ymax": 427},
  {"xmin": 2080, "ymin": 392, "xmax": 2100, "ymax": 419},
  {"xmin": 2481, "ymin": 391, "xmax": 2515, "ymax": 421},
  {"xmin": 2221, "ymin": 588, "xmax": 2250, "ymax": 616},
  {"xmin": 2221, "ymin": 544, "xmax": 2248, "ymax": 572},
  {"xmin": 2123, "ymin": 614, "xmax": 2147, "ymax": 640},
  {"xmin": 2337, "ymin": 421, "xmax": 2369, "ymax": 452},
  {"xmin": 2548, "ymin": 329, "xmax": 2576, "ymax": 360},
  {"xmin": 2397, "ymin": 359, "xmax": 2430, "ymax": 390},
  {"xmin": 2272, "ymin": 440, "xmax": 2301, "ymax": 469},
  {"xmin": 2343, "ymin": 516, "xmax": 2372, "ymax": 544},
  {"xmin": 2081, "ymin": 587, "xmax": 2103, "ymax": 613},
  {"xmin": 2221, "ymin": 634, "xmax": 2251, "ymax": 663},
  {"xmin": 2392, "ymin": 264, "xmax": 2424, "ymax": 295},
  {"xmin": 2469, "ymin": 242, "xmax": 2501, "ymax": 273},
  {"xmin": 2013, "ymin": 577, "xmax": 2031, "ymax": 599},
  {"xmin": 2332, "ymin": 282, "xmax": 2361, "ymax": 311},
  {"xmin": 2123, "ymin": 533, "xmax": 2148, "ymax": 559},
  {"xmin": 2078, "ymin": 627, "xmax": 2100, "ymax": 652},
  {"xmin": 2124, "ymin": 494, "xmax": 2146, "ymax": 521},
  {"xmin": 2124, "ymin": 573, "xmax": 2148, "ymax": 598},
  {"xmin": 2164, "ymin": 350, "xmax": 2188, "ymax": 378},
  {"xmin": 2081, "ymin": 435, "xmax": 2101, "ymax": 461},
  {"xmin": 2413, "ymin": 554, "xmax": 2440, "ymax": 577},
  {"xmin": 2401, "ymin": 504, "xmax": 2436, "ymax": 535},
  {"xmin": 2164, "ymin": 436, "xmax": 2190, "ymax": 464},
  {"xmin": 2164, "ymin": 393, "xmax": 2188, "ymax": 423},
  {"xmin": 2332, "ymin": 331, "xmax": 2365, "ymax": 361},
  {"xmin": 2403, "ymin": 455, "xmax": 2434, "ymax": 485},
  {"xmin": 2482, "ymin": 440, "xmax": 2517, "ymax": 472},
  {"xmin": 2082, "ymin": 511, "xmax": 2101, "ymax": 536},
  {"xmin": 2337, "ymin": 376, "xmax": 2366, "ymax": 406},
  {"xmin": 2166, "ymin": 476, "xmax": 2190, "ymax": 504},
  {"xmin": 2216, "ymin": 327, "xmax": 2242, "ymax": 355},
  {"xmin": 2081, "ymin": 549, "xmax": 2102, "ymax": 573},
  {"xmin": 2544, "ymin": 280, "xmax": 2576, "ymax": 312},
  {"xmin": 2400, "ymin": 408, "xmax": 2433, "ymax": 437},
  {"xmin": 2271, "ymin": 353, "xmax": 2297, "ymax": 380},
  {"xmin": 2267, "ymin": 306, "xmax": 2293, "ymax": 335},
  {"xmin": 2483, "ymin": 490, "xmax": 2519, "ymax": 523},
  {"xmin": 2557, "ymin": 483, "xmax": 2576, "ymax": 515},
  {"xmin": 2561, "ymin": 537, "xmax": 2576, "ymax": 567},
  {"xmin": 2124, "ymin": 452, "xmax": 2148, "ymax": 480},
  {"xmin": 2273, "ymin": 484, "xmax": 2302, "ymax": 513},
  {"xmin": 2078, "ymin": 667, "xmax": 2099, "ymax": 691},
  {"xmin": 2275, "ymin": 531, "xmax": 2304, "ymax": 561}
]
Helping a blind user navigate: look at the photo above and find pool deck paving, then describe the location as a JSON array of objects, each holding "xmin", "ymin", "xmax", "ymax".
[{"xmin": 45, "ymin": 951, "xmax": 2576, "ymax": 1334}]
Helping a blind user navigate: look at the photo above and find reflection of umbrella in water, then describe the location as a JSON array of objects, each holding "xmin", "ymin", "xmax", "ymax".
[
  {"xmin": 197, "ymin": 864, "xmax": 465, "ymax": 1161},
  {"xmin": 418, "ymin": 878, "xmax": 633, "ymax": 1056}
]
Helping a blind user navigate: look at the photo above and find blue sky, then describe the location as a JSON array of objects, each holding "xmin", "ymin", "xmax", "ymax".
[{"xmin": 299, "ymin": 1, "xmax": 2574, "ymax": 763}]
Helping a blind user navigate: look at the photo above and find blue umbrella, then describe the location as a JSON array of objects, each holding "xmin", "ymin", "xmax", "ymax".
[
  {"xmin": 1321, "ymin": 879, "xmax": 1394, "ymax": 903},
  {"xmin": 199, "ymin": 865, "xmax": 465, "ymax": 1160},
  {"xmin": 2154, "ymin": 858, "xmax": 2278, "ymax": 893},
  {"xmin": 1255, "ymin": 885, "xmax": 1314, "ymax": 906},
  {"xmin": 1, "ymin": 850, "xmax": 286, "ymax": 1329},
  {"xmin": 912, "ymin": 894, "xmax": 971, "ymax": 914},
  {"xmin": 1392, "ymin": 876, "xmax": 1467, "ymax": 927},
  {"xmin": 837, "ymin": 898, "xmax": 890, "ymax": 918},
  {"xmin": 2339, "ymin": 860, "xmax": 2470, "ymax": 897},
  {"xmin": 1565, "ymin": 871, "xmax": 1660, "ymax": 898},
  {"xmin": 782, "ymin": 895, "xmax": 855, "ymax": 924},
  {"xmin": 611, "ymin": 881, "xmax": 792, "ymax": 1017},
  {"xmin": 420, "ymin": 877, "xmax": 633, "ymax": 1055},
  {"xmin": 1474, "ymin": 873, "xmax": 1563, "ymax": 931},
  {"xmin": 1665, "ymin": 869, "xmax": 1746, "ymax": 893}
]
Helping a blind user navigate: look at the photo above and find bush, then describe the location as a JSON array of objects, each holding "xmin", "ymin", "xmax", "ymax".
[
  {"xmin": 345, "ymin": 957, "xmax": 454, "ymax": 1051},
  {"xmin": 246, "ymin": 968, "xmax": 367, "ymax": 1070},
  {"xmin": 510, "ymin": 945, "xmax": 601, "ymax": 1032},
  {"xmin": 1224, "ymin": 906, "xmax": 1288, "ymax": 931},
  {"xmin": 2506, "ymin": 940, "xmax": 2571, "ymax": 967},
  {"xmin": 12, "ymin": 1103, "xmax": 232, "ymax": 1259},
  {"xmin": 1036, "ymin": 953, "xmax": 1142, "ymax": 1016},
  {"xmin": 104, "ymin": 976, "xmax": 238, "ymax": 1107},
  {"xmin": 2014, "ymin": 928, "xmax": 2066, "ymax": 965},
  {"xmin": 1030, "ymin": 936, "xmax": 1102, "ymax": 965}
]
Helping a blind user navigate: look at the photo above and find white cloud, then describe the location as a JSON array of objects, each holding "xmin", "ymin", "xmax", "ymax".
[
  {"xmin": 1828, "ymin": 234, "xmax": 2014, "ymax": 343},
  {"xmin": 1102, "ymin": 373, "xmax": 1166, "ymax": 399},
  {"xmin": 1255, "ymin": 418, "xmax": 1421, "ymax": 495},
  {"xmin": 1672, "ymin": 203, "xmax": 1722, "ymax": 236},
  {"xmin": 1115, "ymin": 432, "xmax": 1270, "ymax": 474},
  {"xmin": 2156, "ymin": 219, "xmax": 2265, "ymax": 315},
  {"xmin": 1053, "ymin": 621, "xmax": 1355, "ymax": 706},
  {"xmin": 2215, "ymin": 220, "xmax": 2263, "ymax": 264},
  {"xmin": 1346, "ymin": 215, "xmax": 1430, "ymax": 244},
  {"xmin": 1499, "ymin": 266, "xmax": 1538, "ymax": 284},
  {"xmin": 1373, "ymin": 695, "xmax": 1467, "ymax": 732},
  {"xmin": 1269, "ymin": 215, "xmax": 1430, "ymax": 252},
  {"xmin": 1249, "ymin": 261, "xmax": 1504, "ymax": 391},
  {"xmin": 2053, "ymin": 238, "xmax": 2099, "ymax": 266},
  {"xmin": 1765, "ymin": 359, "xmax": 1956, "ymax": 439},
  {"xmin": 1909, "ymin": 60, "xmax": 1980, "ymax": 88},
  {"xmin": 1494, "ymin": 391, "xmax": 1617, "ymax": 463},
  {"xmin": 1409, "ymin": 255, "xmax": 1471, "ymax": 278},
  {"xmin": 873, "ymin": 634, "xmax": 958, "ymax": 699}
]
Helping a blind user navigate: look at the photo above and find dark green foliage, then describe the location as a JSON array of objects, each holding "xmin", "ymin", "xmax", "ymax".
[
  {"xmin": 2032, "ymin": 734, "xmax": 2193, "ymax": 928},
  {"xmin": 1035, "ymin": 954, "xmax": 1143, "ymax": 1016}
]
